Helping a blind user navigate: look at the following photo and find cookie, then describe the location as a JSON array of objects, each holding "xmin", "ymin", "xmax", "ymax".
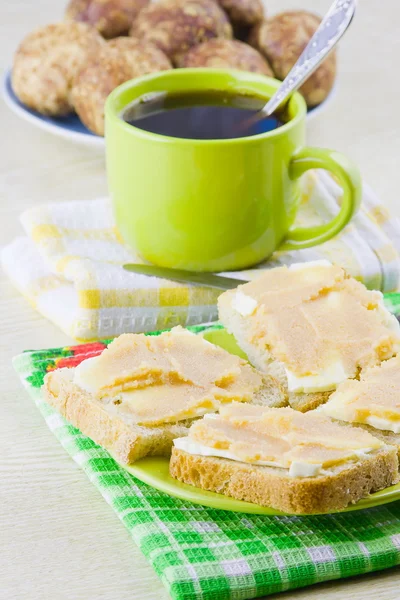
[
  {"xmin": 130, "ymin": 0, "xmax": 232, "ymax": 65},
  {"xmin": 250, "ymin": 11, "xmax": 337, "ymax": 107},
  {"xmin": 12, "ymin": 22, "xmax": 104, "ymax": 116},
  {"xmin": 71, "ymin": 37, "xmax": 172, "ymax": 135},
  {"xmin": 178, "ymin": 38, "xmax": 273, "ymax": 76},
  {"xmin": 65, "ymin": 0, "xmax": 149, "ymax": 39},
  {"xmin": 217, "ymin": 0, "xmax": 264, "ymax": 27}
]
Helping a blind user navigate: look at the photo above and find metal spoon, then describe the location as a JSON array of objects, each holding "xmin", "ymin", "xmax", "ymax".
[{"xmin": 250, "ymin": 0, "xmax": 357, "ymax": 124}]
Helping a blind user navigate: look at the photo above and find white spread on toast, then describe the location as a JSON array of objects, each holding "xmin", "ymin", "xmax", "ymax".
[
  {"xmin": 73, "ymin": 327, "xmax": 267, "ymax": 427},
  {"xmin": 320, "ymin": 355, "xmax": 400, "ymax": 433},
  {"xmin": 231, "ymin": 290, "xmax": 258, "ymax": 317},
  {"xmin": 285, "ymin": 360, "xmax": 348, "ymax": 394},
  {"xmin": 173, "ymin": 404, "xmax": 382, "ymax": 477},
  {"xmin": 229, "ymin": 261, "xmax": 400, "ymax": 393}
]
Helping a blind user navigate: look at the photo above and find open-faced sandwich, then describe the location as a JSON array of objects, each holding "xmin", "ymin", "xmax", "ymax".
[
  {"xmin": 218, "ymin": 260, "xmax": 400, "ymax": 412},
  {"xmin": 43, "ymin": 326, "xmax": 286, "ymax": 464},
  {"xmin": 170, "ymin": 403, "xmax": 399, "ymax": 514},
  {"xmin": 319, "ymin": 354, "xmax": 400, "ymax": 457},
  {"xmin": 42, "ymin": 261, "xmax": 400, "ymax": 515}
]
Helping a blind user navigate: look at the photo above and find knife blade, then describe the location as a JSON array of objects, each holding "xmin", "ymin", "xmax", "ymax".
[{"xmin": 123, "ymin": 264, "xmax": 248, "ymax": 290}]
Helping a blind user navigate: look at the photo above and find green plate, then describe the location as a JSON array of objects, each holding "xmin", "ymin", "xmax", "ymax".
[
  {"xmin": 121, "ymin": 328, "xmax": 400, "ymax": 516},
  {"xmin": 122, "ymin": 456, "xmax": 400, "ymax": 516}
]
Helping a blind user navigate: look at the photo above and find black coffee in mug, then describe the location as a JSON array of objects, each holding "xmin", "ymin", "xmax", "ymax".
[{"xmin": 122, "ymin": 90, "xmax": 287, "ymax": 140}]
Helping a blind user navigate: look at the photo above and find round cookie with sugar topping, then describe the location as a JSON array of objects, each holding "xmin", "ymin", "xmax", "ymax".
[
  {"xmin": 178, "ymin": 38, "xmax": 273, "ymax": 76},
  {"xmin": 250, "ymin": 11, "xmax": 337, "ymax": 107},
  {"xmin": 65, "ymin": 0, "xmax": 150, "ymax": 39},
  {"xmin": 71, "ymin": 37, "xmax": 172, "ymax": 135},
  {"xmin": 217, "ymin": 0, "xmax": 264, "ymax": 27},
  {"xmin": 130, "ymin": 0, "xmax": 232, "ymax": 65},
  {"xmin": 12, "ymin": 22, "xmax": 105, "ymax": 116}
]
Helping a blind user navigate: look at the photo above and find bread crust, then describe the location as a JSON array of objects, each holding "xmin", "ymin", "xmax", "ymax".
[
  {"xmin": 170, "ymin": 446, "xmax": 399, "ymax": 514},
  {"xmin": 44, "ymin": 368, "xmax": 190, "ymax": 464}
]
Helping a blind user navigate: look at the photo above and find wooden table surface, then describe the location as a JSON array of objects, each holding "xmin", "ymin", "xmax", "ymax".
[{"xmin": 1, "ymin": 1, "xmax": 400, "ymax": 599}]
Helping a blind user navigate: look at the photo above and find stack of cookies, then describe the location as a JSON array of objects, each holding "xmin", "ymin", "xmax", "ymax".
[{"xmin": 12, "ymin": 0, "xmax": 338, "ymax": 136}]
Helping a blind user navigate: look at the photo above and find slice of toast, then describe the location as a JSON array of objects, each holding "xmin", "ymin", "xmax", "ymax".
[
  {"xmin": 218, "ymin": 292, "xmax": 329, "ymax": 412},
  {"xmin": 44, "ymin": 368, "xmax": 190, "ymax": 464},
  {"xmin": 170, "ymin": 445, "xmax": 399, "ymax": 514},
  {"xmin": 43, "ymin": 364, "xmax": 287, "ymax": 465},
  {"xmin": 218, "ymin": 264, "xmax": 400, "ymax": 414}
]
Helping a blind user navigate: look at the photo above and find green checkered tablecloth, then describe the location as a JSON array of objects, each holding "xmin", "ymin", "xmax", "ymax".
[{"xmin": 13, "ymin": 300, "xmax": 400, "ymax": 600}]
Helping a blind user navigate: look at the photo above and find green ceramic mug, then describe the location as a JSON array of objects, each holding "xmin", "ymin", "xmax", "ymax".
[{"xmin": 105, "ymin": 69, "xmax": 361, "ymax": 272}]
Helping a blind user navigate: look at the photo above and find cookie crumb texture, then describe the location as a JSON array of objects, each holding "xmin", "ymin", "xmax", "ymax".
[
  {"xmin": 71, "ymin": 37, "xmax": 171, "ymax": 135},
  {"xmin": 250, "ymin": 10, "xmax": 337, "ymax": 107},
  {"xmin": 217, "ymin": 0, "xmax": 264, "ymax": 26},
  {"xmin": 12, "ymin": 22, "xmax": 105, "ymax": 116},
  {"xmin": 177, "ymin": 38, "xmax": 273, "ymax": 75},
  {"xmin": 65, "ymin": 0, "xmax": 150, "ymax": 39},
  {"xmin": 130, "ymin": 0, "xmax": 232, "ymax": 65}
]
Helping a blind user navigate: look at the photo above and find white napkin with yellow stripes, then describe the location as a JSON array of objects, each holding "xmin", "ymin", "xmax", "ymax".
[{"xmin": 2, "ymin": 171, "xmax": 400, "ymax": 341}]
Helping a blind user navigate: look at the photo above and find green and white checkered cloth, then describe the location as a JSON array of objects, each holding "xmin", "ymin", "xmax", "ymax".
[{"xmin": 13, "ymin": 302, "xmax": 400, "ymax": 600}]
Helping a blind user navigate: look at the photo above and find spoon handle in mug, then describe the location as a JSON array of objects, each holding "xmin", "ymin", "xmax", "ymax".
[{"xmin": 261, "ymin": 0, "xmax": 357, "ymax": 118}]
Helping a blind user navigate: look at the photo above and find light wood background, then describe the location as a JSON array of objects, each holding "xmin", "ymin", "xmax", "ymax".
[{"xmin": 1, "ymin": 1, "xmax": 400, "ymax": 599}]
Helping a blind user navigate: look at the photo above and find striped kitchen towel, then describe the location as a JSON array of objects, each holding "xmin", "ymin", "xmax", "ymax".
[{"xmin": 3, "ymin": 171, "xmax": 400, "ymax": 341}]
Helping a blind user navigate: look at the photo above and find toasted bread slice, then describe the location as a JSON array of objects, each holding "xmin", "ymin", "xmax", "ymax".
[
  {"xmin": 44, "ymin": 368, "xmax": 190, "ymax": 464},
  {"xmin": 170, "ymin": 445, "xmax": 399, "ymax": 514},
  {"xmin": 43, "ymin": 364, "xmax": 287, "ymax": 465},
  {"xmin": 218, "ymin": 292, "xmax": 329, "ymax": 412}
]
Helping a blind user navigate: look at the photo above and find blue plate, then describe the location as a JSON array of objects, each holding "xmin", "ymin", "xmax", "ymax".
[
  {"xmin": 3, "ymin": 69, "xmax": 337, "ymax": 149},
  {"xmin": 3, "ymin": 69, "xmax": 102, "ymax": 148}
]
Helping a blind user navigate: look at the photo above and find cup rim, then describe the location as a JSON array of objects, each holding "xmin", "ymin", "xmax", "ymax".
[{"xmin": 105, "ymin": 68, "xmax": 307, "ymax": 145}]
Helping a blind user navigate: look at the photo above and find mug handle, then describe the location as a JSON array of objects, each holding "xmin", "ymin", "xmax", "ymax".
[{"xmin": 279, "ymin": 147, "xmax": 362, "ymax": 251}]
